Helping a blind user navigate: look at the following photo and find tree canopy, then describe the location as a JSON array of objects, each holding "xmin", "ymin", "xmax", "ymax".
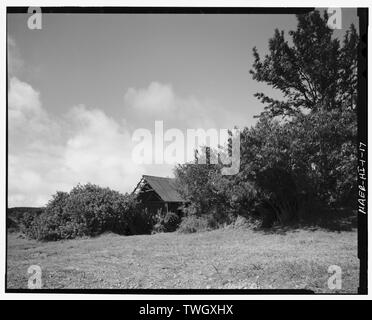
[
  {"xmin": 175, "ymin": 10, "xmax": 358, "ymax": 228},
  {"xmin": 250, "ymin": 10, "xmax": 358, "ymax": 118}
]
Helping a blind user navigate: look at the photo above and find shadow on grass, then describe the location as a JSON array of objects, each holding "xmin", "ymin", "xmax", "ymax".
[{"xmin": 255, "ymin": 214, "xmax": 357, "ymax": 235}]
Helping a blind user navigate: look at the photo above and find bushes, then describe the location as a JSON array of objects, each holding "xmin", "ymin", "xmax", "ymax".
[
  {"xmin": 174, "ymin": 106, "xmax": 357, "ymax": 229},
  {"xmin": 20, "ymin": 183, "xmax": 148, "ymax": 241},
  {"xmin": 153, "ymin": 211, "xmax": 181, "ymax": 233},
  {"xmin": 19, "ymin": 210, "xmax": 43, "ymax": 238},
  {"xmin": 177, "ymin": 214, "xmax": 218, "ymax": 233},
  {"xmin": 8, "ymin": 207, "xmax": 44, "ymax": 233},
  {"xmin": 20, "ymin": 183, "xmax": 185, "ymax": 240}
]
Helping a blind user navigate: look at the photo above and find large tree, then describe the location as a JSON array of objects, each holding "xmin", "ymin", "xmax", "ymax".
[
  {"xmin": 173, "ymin": 10, "xmax": 359, "ymax": 228},
  {"xmin": 246, "ymin": 10, "xmax": 358, "ymax": 223},
  {"xmin": 250, "ymin": 10, "xmax": 358, "ymax": 118}
]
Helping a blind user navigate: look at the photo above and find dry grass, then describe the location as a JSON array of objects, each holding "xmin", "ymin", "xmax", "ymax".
[{"xmin": 7, "ymin": 227, "xmax": 359, "ymax": 293}]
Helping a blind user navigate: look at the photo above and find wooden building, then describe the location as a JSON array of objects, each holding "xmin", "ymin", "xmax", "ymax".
[{"xmin": 133, "ymin": 175, "xmax": 186, "ymax": 215}]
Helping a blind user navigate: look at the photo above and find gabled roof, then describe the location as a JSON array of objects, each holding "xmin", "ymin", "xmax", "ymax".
[{"xmin": 136, "ymin": 175, "xmax": 185, "ymax": 203}]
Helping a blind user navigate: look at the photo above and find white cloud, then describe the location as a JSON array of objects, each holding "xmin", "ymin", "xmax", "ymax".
[
  {"xmin": 8, "ymin": 77, "xmax": 59, "ymax": 156},
  {"xmin": 8, "ymin": 77, "xmax": 43, "ymax": 122},
  {"xmin": 8, "ymin": 79, "xmax": 144, "ymax": 207},
  {"xmin": 125, "ymin": 82, "xmax": 176, "ymax": 114},
  {"xmin": 63, "ymin": 105, "xmax": 143, "ymax": 192},
  {"xmin": 124, "ymin": 82, "xmax": 231, "ymax": 130}
]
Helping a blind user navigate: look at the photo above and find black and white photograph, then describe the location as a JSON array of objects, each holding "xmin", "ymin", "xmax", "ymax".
[{"xmin": 3, "ymin": 4, "xmax": 368, "ymax": 298}]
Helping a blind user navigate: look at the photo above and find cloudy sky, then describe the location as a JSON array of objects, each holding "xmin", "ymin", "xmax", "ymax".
[{"xmin": 7, "ymin": 9, "xmax": 358, "ymax": 207}]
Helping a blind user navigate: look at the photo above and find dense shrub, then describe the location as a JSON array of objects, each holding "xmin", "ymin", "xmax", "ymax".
[
  {"xmin": 19, "ymin": 210, "xmax": 43, "ymax": 236},
  {"xmin": 8, "ymin": 207, "xmax": 44, "ymax": 222},
  {"xmin": 175, "ymin": 106, "xmax": 357, "ymax": 229},
  {"xmin": 8, "ymin": 207, "xmax": 44, "ymax": 233},
  {"xmin": 224, "ymin": 215, "xmax": 261, "ymax": 230},
  {"xmin": 177, "ymin": 214, "xmax": 218, "ymax": 233},
  {"xmin": 20, "ymin": 184, "xmax": 149, "ymax": 241},
  {"xmin": 153, "ymin": 211, "xmax": 181, "ymax": 233},
  {"xmin": 174, "ymin": 147, "xmax": 254, "ymax": 225}
]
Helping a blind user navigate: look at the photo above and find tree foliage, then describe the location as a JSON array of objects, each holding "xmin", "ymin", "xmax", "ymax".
[
  {"xmin": 175, "ymin": 10, "xmax": 358, "ymax": 228},
  {"xmin": 250, "ymin": 10, "xmax": 358, "ymax": 118}
]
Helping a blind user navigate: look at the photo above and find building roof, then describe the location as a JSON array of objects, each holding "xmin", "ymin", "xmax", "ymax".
[{"xmin": 138, "ymin": 175, "xmax": 185, "ymax": 203}]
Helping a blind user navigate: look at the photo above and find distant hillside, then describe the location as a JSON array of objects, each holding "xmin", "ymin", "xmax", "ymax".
[{"xmin": 7, "ymin": 207, "xmax": 44, "ymax": 231}]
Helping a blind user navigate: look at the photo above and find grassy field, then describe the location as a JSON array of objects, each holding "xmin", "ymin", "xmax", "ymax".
[{"xmin": 7, "ymin": 227, "xmax": 359, "ymax": 293}]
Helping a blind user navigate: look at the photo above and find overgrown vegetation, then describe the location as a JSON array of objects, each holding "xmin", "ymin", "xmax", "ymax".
[
  {"xmin": 152, "ymin": 211, "xmax": 181, "ymax": 233},
  {"xmin": 7, "ymin": 207, "xmax": 44, "ymax": 232},
  {"xmin": 19, "ymin": 184, "xmax": 150, "ymax": 241},
  {"xmin": 175, "ymin": 10, "xmax": 358, "ymax": 229},
  {"xmin": 177, "ymin": 214, "xmax": 218, "ymax": 233}
]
